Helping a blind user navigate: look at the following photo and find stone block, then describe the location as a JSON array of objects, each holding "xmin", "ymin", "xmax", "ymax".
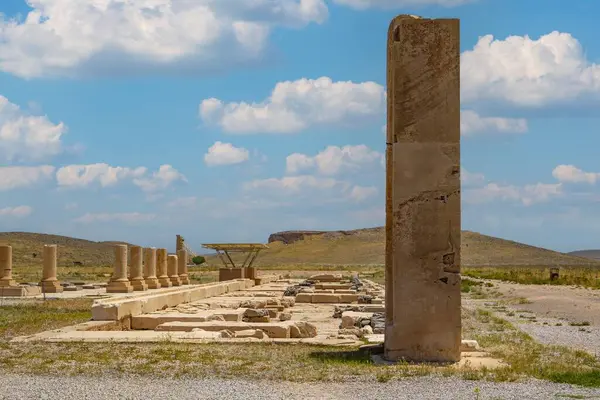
[
  {"xmin": 64, "ymin": 286, "xmax": 83, "ymax": 292},
  {"xmin": 340, "ymin": 294, "xmax": 359, "ymax": 303},
  {"xmin": 340, "ymin": 311, "xmax": 374, "ymax": 328},
  {"xmin": 155, "ymin": 321, "xmax": 292, "ymax": 339},
  {"xmin": 312, "ymin": 294, "xmax": 341, "ymax": 303},
  {"xmin": 295, "ymin": 293, "xmax": 312, "ymax": 303}
]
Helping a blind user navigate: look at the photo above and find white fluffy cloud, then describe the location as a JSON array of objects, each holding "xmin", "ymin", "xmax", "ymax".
[
  {"xmin": 200, "ymin": 77, "xmax": 385, "ymax": 134},
  {"xmin": 464, "ymin": 182, "xmax": 563, "ymax": 206},
  {"xmin": 349, "ymin": 185, "xmax": 378, "ymax": 202},
  {"xmin": 0, "ymin": 95, "xmax": 66, "ymax": 162},
  {"xmin": 244, "ymin": 175, "xmax": 343, "ymax": 193},
  {"xmin": 74, "ymin": 212, "xmax": 156, "ymax": 224},
  {"xmin": 0, "ymin": 0, "xmax": 328, "ymax": 79},
  {"xmin": 204, "ymin": 141, "xmax": 249, "ymax": 166},
  {"xmin": 552, "ymin": 165, "xmax": 600, "ymax": 185},
  {"xmin": 0, "ymin": 165, "xmax": 55, "ymax": 191},
  {"xmin": 462, "ymin": 31, "xmax": 600, "ymax": 106},
  {"xmin": 56, "ymin": 163, "xmax": 147, "ymax": 188},
  {"xmin": 132, "ymin": 165, "xmax": 187, "ymax": 192},
  {"xmin": 461, "ymin": 110, "xmax": 528, "ymax": 136},
  {"xmin": 243, "ymin": 174, "xmax": 378, "ymax": 205},
  {"xmin": 461, "ymin": 167, "xmax": 485, "ymax": 187},
  {"xmin": 0, "ymin": 205, "xmax": 33, "ymax": 218},
  {"xmin": 286, "ymin": 145, "xmax": 383, "ymax": 175},
  {"xmin": 56, "ymin": 163, "xmax": 185, "ymax": 191},
  {"xmin": 332, "ymin": 0, "xmax": 474, "ymax": 9}
]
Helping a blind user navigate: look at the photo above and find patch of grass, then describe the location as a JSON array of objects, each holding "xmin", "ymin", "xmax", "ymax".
[
  {"xmin": 464, "ymin": 267, "xmax": 600, "ymax": 289},
  {"xmin": 470, "ymin": 307, "xmax": 600, "ymax": 387},
  {"xmin": 0, "ymin": 299, "xmax": 92, "ymax": 341},
  {"xmin": 569, "ymin": 321, "xmax": 592, "ymax": 327}
]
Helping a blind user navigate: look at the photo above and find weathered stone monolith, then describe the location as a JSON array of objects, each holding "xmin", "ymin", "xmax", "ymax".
[
  {"xmin": 0, "ymin": 245, "xmax": 16, "ymax": 287},
  {"xmin": 143, "ymin": 247, "xmax": 161, "ymax": 289},
  {"xmin": 156, "ymin": 248, "xmax": 172, "ymax": 288},
  {"xmin": 167, "ymin": 254, "xmax": 182, "ymax": 286},
  {"xmin": 107, "ymin": 245, "xmax": 133, "ymax": 293},
  {"xmin": 130, "ymin": 246, "xmax": 148, "ymax": 291},
  {"xmin": 385, "ymin": 15, "xmax": 461, "ymax": 363},
  {"xmin": 40, "ymin": 245, "xmax": 63, "ymax": 293},
  {"xmin": 177, "ymin": 249, "xmax": 190, "ymax": 285}
]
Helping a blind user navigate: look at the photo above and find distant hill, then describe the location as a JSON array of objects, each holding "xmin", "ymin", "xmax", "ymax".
[
  {"xmin": 1, "ymin": 229, "xmax": 597, "ymax": 269},
  {"xmin": 206, "ymin": 227, "xmax": 600, "ymax": 268},
  {"xmin": 568, "ymin": 250, "xmax": 600, "ymax": 261},
  {"xmin": 0, "ymin": 232, "xmax": 131, "ymax": 268}
]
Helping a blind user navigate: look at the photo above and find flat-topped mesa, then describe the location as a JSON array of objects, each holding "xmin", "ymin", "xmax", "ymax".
[
  {"xmin": 107, "ymin": 245, "xmax": 134, "ymax": 293},
  {"xmin": 385, "ymin": 15, "xmax": 461, "ymax": 363}
]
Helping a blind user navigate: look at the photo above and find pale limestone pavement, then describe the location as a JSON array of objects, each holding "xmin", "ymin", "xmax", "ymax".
[
  {"xmin": 1, "ymin": 374, "xmax": 599, "ymax": 400},
  {"xmin": 385, "ymin": 15, "xmax": 461, "ymax": 363}
]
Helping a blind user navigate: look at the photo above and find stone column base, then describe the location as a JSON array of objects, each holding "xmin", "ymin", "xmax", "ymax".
[
  {"xmin": 106, "ymin": 281, "xmax": 133, "ymax": 293},
  {"xmin": 145, "ymin": 278, "xmax": 161, "ymax": 289},
  {"xmin": 179, "ymin": 275, "xmax": 190, "ymax": 285},
  {"xmin": 40, "ymin": 281, "xmax": 64, "ymax": 293},
  {"xmin": 219, "ymin": 268, "xmax": 245, "ymax": 282},
  {"xmin": 0, "ymin": 280, "xmax": 17, "ymax": 287},
  {"xmin": 169, "ymin": 277, "xmax": 182, "ymax": 286},
  {"xmin": 131, "ymin": 279, "xmax": 148, "ymax": 291},
  {"xmin": 158, "ymin": 277, "xmax": 172, "ymax": 288}
]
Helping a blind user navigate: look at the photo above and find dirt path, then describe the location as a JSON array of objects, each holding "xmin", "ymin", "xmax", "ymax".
[
  {"xmin": 475, "ymin": 281, "xmax": 600, "ymax": 357},
  {"xmin": 493, "ymin": 281, "xmax": 600, "ymax": 325}
]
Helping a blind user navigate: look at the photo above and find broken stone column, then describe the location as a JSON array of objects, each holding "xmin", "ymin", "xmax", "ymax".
[
  {"xmin": 0, "ymin": 245, "xmax": 16, "ymax": 287},
  {"xmin": 385, "ymin": 15, "xmax": 461, "ymax": 363},
  {"xmin": 143, "ymin": 247, "xmax": 161, "ymax": 289},
  {"xmin": 167, "ymin": 254, "xmax": 182, "ymax": 286},
  {"xmin": 40, "ymin": 244, "xmax": 63, "ymax": 293},
  {"xmin": 156, "ymin": 248, "xmax": 172, "ymax": 288},
  {"xmin": 107, "ymin": 245, "xmax": 133, "ymax": 293},
  {"xmin": 177, "ymin": 249, "xmax": 190, "ymax": 285},
  {"xmin": 129, "ymin": 246, "xmax": 148, "ymax": 291}
]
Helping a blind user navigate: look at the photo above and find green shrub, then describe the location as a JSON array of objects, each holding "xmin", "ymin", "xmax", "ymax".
[{"xmin": 191, "ymin": 256, "xmax": 206, "ymax": 265}]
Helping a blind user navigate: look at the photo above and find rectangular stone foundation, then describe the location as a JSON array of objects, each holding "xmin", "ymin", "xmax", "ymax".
[
  {"xmin": 0, "ymin": 286, "xmax": 42, "ymax": 297},
  {"xmin": 384, "ymin": 16, "xmax": 461, "ymax": 363},
  {"xmin": 92, "ymin": 279, "xmax": 255, "ymax": 321},
  {"xmin": 219, "ymin": 268, "xmax": 245, "ymax": 282}
]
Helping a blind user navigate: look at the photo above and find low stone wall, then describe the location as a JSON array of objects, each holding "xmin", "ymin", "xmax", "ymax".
[{"xmin": 91, "ymin": 279, "xmax": 255, "ymax": 321}]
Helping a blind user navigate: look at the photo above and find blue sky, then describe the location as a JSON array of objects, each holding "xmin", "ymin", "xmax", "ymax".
[{"xmin": 1, "ymin": 0, "xmax": 599, "ymax": 254}]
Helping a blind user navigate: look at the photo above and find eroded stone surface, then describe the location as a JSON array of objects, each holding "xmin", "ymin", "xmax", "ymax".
[{"xmin": 385, "ymin": 15, "xmax": 461, "ymax": 363}]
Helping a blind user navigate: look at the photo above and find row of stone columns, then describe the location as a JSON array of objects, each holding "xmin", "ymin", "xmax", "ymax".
[
  {"xmin": 0, "ymin": 244, "xmax": 64, "ymax": 293},
  {"xmin": 107, "ymin": 245, "xmax": 190, "ymax": 293}
]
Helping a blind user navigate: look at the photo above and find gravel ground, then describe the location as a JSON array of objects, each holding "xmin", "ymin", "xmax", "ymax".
[
  {"xmin": 1, "ymin": 374, "xmax": 600, "ymax": 400},
  {"xmin": 509, "ymin": 313, "xmax": 600, "ymax": 359}
]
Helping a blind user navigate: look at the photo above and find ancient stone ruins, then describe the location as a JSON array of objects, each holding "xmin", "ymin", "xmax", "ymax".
[
  {"xmin": 385, "ymin": 16, "xmax": 461, "ymax": 362},
  {"xmin": 2, "ymin": 15, "xmax": 477, "ymax": 366}
]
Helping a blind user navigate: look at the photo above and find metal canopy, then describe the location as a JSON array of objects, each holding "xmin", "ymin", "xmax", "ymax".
[{"xmin": 201, "ymin": 243, "xmax": 268, "ymax": 269}]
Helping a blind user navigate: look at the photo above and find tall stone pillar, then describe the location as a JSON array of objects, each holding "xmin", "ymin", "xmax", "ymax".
[
  {"xmin": 167, "ymin": 255, "xmax": 182, "ymax": 286},
  {"xmin": 143, "ymin": 247, "xmax": 161, "ymax": 289},
  {"xmin": 156, "ymin": 248, "xmax": 172, "ymax": 288},
  {"xmin": 129, "ymin": 246, "xmax": 148, "ymax": 291},
  {"xmin": 385, "ymin": 15, "xmax": 461, "ymax": 363},
  {"xmin": 107, "ymin": 245, "xmax": 133, "ymax": 293},
  {"xmin": 40, "ymin": 244, "xmax": 63, "ymax": 293},
  {"xmin": 0, "ymin": 245, "xmax": 16, "ymax": 287},
  {"xmin": 177, "ymin": 249, "xmax": 190, "ymax": 285}
]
